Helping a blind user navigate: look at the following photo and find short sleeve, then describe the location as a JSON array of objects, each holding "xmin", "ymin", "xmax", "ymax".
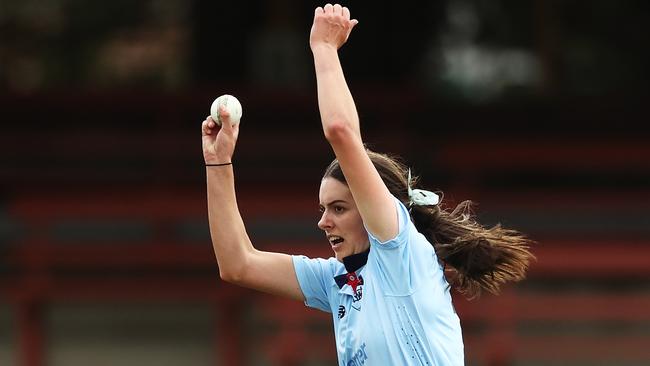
[
  {"xmin": 292, "ymin": 255, "xmax": 335, "ymax": 313},
  {"xmin": 366, "ymin": 195, "xmax": 411, "ymax": 250},
  {"xmin": 367, "ymin": 196, "xmax": 438, "ymax": 296}
]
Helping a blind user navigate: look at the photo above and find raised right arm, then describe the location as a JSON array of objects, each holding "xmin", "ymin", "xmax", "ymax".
[
  {"xmin": 310, "ymin": 4, "xmax": 398, "ymax": 242},
  {"xmin": 202, "ymin": 109, "xmax": 304, "ymax": 301}
]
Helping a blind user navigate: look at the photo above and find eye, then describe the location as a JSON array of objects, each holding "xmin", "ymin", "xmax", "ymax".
[
  {"xmin": 318, "ymin": 206, "xmax": 325, "ymax": 213},
  {"xmin": 334, "ymin": 206, "xmax": 345, "ymax": 213}
]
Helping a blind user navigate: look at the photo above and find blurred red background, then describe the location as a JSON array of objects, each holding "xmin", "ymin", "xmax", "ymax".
[{"xmin": 1, "ymin": 1, "xmax": 649, "ymax": 365}]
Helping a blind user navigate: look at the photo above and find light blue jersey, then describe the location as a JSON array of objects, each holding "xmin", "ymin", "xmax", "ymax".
[{"xmin": 293, "ymin": 196, "xmax": 464, "ymax": 366}]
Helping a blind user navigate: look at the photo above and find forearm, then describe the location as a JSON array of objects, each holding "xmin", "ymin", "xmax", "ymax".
[
  {"xmin": 312, "ymin": 45, "xmax": 361, "ymax": 139},
  {"xmin": 206, "ymin": 166, "xmax": 254, "ymax": 280}
]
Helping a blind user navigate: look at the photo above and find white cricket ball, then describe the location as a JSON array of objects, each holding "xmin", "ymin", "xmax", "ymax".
[{"xmin": 210, "ymin": 94, "xmax": 242, "ymax": 126}]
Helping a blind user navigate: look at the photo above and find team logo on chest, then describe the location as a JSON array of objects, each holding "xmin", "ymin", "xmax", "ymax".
[
  {"xmin": 335, "ymin": 272, "xmax": 365, "ymax": 310},
  {"xmin": 346, "ymin": 273, "xmax": 364, "ymax": 303},
  {"xmin": 336, "ymin": 272, "xmax": 364, "ymax": 295}
]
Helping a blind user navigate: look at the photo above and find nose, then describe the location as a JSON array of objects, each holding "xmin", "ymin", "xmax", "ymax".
[{"xmin": 318, "ymin": 211, "xmax": 332, "ymax": 231}]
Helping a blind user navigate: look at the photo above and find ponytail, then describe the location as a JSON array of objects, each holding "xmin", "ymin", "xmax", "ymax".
[{"xmin": 411, "ymin": 201, "xmax": 534, "ymax": 299}]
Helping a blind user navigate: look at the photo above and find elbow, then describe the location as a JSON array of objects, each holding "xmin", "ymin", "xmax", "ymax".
[
  {"xmin": 219, "ymin": 268, "xmax": 243, "ymax": 284},
  {"xmin": 218, "ymin": 257, "xmax": 249, "ymax": 285},
  {"xmin": 323, "ymin": 120, "xmax": 355, "ymax": 144}
]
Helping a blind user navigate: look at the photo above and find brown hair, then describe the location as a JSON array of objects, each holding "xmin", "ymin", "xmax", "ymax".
[{"xmin": 323, "ymin": 149, "xmax": 535, "ymax": 299}]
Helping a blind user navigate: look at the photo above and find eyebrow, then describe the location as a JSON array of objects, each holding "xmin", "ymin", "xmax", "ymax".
[{"xmin": 319, "ymin": 199, "xmax": 348, "ymax": 207}]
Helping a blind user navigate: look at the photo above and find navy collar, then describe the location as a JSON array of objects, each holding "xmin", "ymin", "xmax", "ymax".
[
  {"xmin": 342, "ymin": 248, "xmax": 370, "ymax": 273},
  {"xmin": 334, "ymin": 248, "xmax": 370, "ymax": 289}
]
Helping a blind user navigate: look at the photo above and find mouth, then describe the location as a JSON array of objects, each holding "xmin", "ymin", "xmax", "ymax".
[{"xmin": 327, "ymin": 235, "xmax": 345, "ymax": 249}]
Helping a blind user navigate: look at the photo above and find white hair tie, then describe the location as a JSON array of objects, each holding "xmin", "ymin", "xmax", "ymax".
[{"xmin": 407, "ymin": 169, "xmax": 440, "ymax": 206}]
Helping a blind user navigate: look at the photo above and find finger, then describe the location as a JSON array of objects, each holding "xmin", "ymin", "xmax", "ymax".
[
  {"xmin": 333, "ymin": 4, "xmax": 342, "ymax": 16},
  {"xmin": 201, "ymin": 119, "xmax": 212, "ymax": 136},
  {"xmin": 207, "ymin": 116, "xmax": 216, "ymax": 129},
  {"xmin": 324, "ymin": 3, "xmax": 333, "ymax": 14},
  {"xmin": 314, "ymin": 6, "xmax": 323, "ymax": 15},
  {"xmin": 350, "ymin": 19, "xmax": 359, "ymax": 28},
  {"xmin": 342, "ymin": 6, "xmax": 350, "ymax": 21}
]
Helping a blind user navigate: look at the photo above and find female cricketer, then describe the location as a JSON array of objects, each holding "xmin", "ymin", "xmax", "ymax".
[{"xmin": 201, "ymin": 4, "xmax": 533, "ymax": 365}]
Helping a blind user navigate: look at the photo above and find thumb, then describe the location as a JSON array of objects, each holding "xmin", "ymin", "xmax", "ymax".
[
  {"xmin": 345, "ymin": 19, "xmax": 358, "ymax": 43},
  {"xmin": 219, "ymin": 105, "xmax": 234, "ymax": 131}
]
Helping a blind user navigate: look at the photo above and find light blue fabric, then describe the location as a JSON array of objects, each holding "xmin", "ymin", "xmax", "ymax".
[{"xmin": 293, "ymin": 196, "xmax": 464, "ymax": 366}]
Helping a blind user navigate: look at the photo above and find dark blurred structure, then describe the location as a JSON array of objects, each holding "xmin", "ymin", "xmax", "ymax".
[{"xmin": 1, "ymin": 0, "xmax": 649, "ymax": 365}]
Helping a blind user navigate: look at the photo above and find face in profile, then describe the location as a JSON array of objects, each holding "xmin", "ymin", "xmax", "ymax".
[{"xmin": 318, "ymin": 177, "xmax": 370, "ymax": 262}]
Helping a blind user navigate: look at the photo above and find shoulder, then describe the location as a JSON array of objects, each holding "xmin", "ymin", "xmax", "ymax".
[
  {"xmin": 292, "ymin": 255, "xmax": 345, "ymax": 312},
  {"xmin": 366, "ymin": 195, "xmax": 412, "ymax": 249}
]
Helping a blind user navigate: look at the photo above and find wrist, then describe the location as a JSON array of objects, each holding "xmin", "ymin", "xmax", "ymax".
[
  {"xmin": 205, "ymin": 162, "xmax": 231, "ymax": 167},
  {"xmin": 204, "ymin": 153, "xmax": 232, "ymax": 165},
  {"xmin": 310, "ymin": 42, "xmax": 338, "ymax": 54}
]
